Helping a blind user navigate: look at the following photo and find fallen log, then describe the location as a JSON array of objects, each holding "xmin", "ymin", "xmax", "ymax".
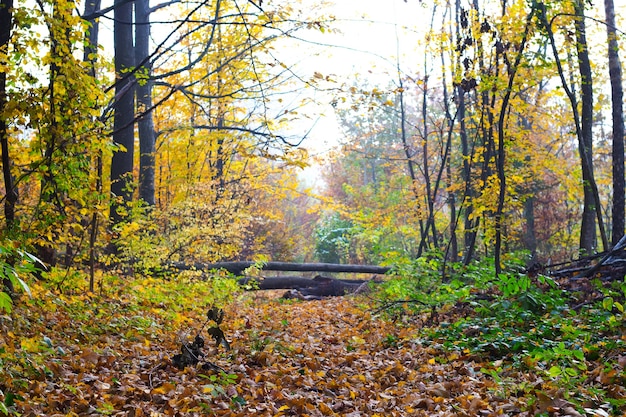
[
  {"xmin": 168, "ymin": 261, "xmax": 391, "ymax": 276},
  {"xmin": 240, "ymin": 275, "xmax": 379, "ymax": 297}
]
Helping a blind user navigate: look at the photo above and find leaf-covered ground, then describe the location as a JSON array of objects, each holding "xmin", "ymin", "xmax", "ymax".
[{"xmin": 0, "ymin": 277, "xmax": 624, "ymax": 416}]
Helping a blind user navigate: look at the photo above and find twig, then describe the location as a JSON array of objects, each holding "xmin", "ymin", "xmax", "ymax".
[{"xmin": 572, "ymin": 234, "xmax": 626, "ymax": 280}]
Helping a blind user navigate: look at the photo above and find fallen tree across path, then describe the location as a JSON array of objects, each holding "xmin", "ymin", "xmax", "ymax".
[
  {"xmin": 168, "ymin": 261, "xmax": 391, "ymax": 276},
  {"xmin": 238, "ymin": 275, "xmax": 382, "ymax": 298}
]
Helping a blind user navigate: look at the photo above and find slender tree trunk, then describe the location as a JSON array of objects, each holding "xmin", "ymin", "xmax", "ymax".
[
  {"xmin": 453, "ymin": 0, "xmax": 474, "ymax": 262},
  {"xmin": 604, "ymin": 0, "xmax": 625, "ymax": 245},
  {"xmin": 1, "ymin": 0, "xmax": 17, "ymax": 230},
  {"xmin": 439, "ymin": 0, "xmax": 458, "ymax": 264},
  {"xmin": 575, "ymin": 0, "xmax": 596, "ymax": 253},
  {"xmin": 539, "ymin": 2, "xmax": 607, "ymax": 256},
  {"xmin": 439, "ymin": 10, "xmax": 458, "ymax": 262},
  {"xmin": 418, "ymin": 8, "xmax": 439, "ymax": 252},
  {"xmin": 523, "ymin": 195, "xmax": 537, "ymax": 255},
  {"xmin": 135, "ymin": 0, "xmax": 156, "ymax": 206},
  {"xmin": 83, "ymin": 0, "xmax": 101, "ymax": 292},
  {"xmin": 573, "ymin": 0, "xmax": 607, "ymax": 253},
  {"xmin": 1, "ymin": 0, "xmax": 16, "ymax": 295},
  {"xmin": 110, "ymin": 0, "xmax": 136, "ymax": 224},
  {"xmin": 494, "ymin": 6, "xmax": 535, "ymax": 275},
  {"xmin": 398, "ymin": 76, "xmax": 425, "ymax": 250}
]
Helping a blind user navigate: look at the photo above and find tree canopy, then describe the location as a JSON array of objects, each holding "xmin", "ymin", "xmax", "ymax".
[{"xmin": 1, "ymin": 0, "xmax": 626, "ymax": 414}]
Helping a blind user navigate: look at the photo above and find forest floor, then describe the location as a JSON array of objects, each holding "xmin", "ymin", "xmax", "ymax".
[{"xmin": 0, "ymin": 275, "xmax": 624, "ymax": 416}]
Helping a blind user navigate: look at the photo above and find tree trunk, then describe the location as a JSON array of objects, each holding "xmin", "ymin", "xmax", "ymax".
[
  {"xmin": 494, "ymin": 7, "xmax": 535, "ymax": 275},
  {"xmin": 604, "ymin": 0, "xmax": 625, "ymax": 245},
  {"xmin": 239, "ymin": 275, "xmax": 376, "ymax": 297},
  {"xmin": 168, "ymin": 261, "xmax": 391, "ymax": 276},
  {"xmin": 135, "ymin": 0, "xmax": 156, "ymax": 206},
  {"xmin": 110, "ymin": 0, "xmax": 135, "ymax": 224},
  {"xmin": 539, "ymin": 2, "xmax": 607, "ymax": 256},
  {"xmin": 0, "ymin": 0, "xmax": 17, "ymax": 230},
  {"xmin": 438, "ymin": 11, "xmax": 458, "ymax": 263},
  {"xmin": 417, "ymin": 8, "xmax": 439, "ymax": 254},
  {"xmin": 83, "ymin": 0, "xmax": 101, "ymax": 292},
  {"xmin": 574, "ymin": 0, "xmax": 598, "ymax": 254},
  {"xmin": 0, "ymin": 0, "xmax": 15, "ymax": 294},
  {"xmin": 397, "ymin": 75, "xmax": 425, "ymax": 251}
]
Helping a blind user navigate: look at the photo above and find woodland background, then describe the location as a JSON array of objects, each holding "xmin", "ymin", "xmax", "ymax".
[
  {"xmin": 1, "ymin": 0, "xmax": 626, "ymax": 415},
  {"xmin": 1, "ymin": 0, "xmax": 626, "ymax": 281}
]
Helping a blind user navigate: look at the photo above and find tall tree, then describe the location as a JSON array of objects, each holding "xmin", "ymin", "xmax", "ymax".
[
  {"xmin": 0, "ymin": 0, "xmax": 15, "ymax": 295},
  {"xmin": 135, "ymin": 0, "xmax": 156, "ymax": 206},
  {"xmin": 110, "ymin": 0, "xmax": 136, "ymax": 223},
  {"xmin": 83, "ymin": 0, "xmax": 102, "ymax": 290},
  {"xmin": 0, "ymin": 0, "xmax": 16, "ymax": 229},
  {"xmin": 573, "ymin": 0, "xmax": 607, "ymax": 253},
  {"xmin": 538, "ymin": 1, "xmax": 607, "ymax": 255},
  {"xmin": 493, "ymin": 5, "xmax": 536, "ymax": 275},
  {"xmin": 604, "ymin": 0, "xmax": 625, "ymax": 245}
]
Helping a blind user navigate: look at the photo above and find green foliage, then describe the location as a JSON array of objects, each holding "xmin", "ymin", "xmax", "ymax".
[
  {"xmin": 314, "ymin": 212, "xmax": 355, "ymax": 263},
  {"xmin": 375, "ymin": 251, "xmax": 626, "ymax": 410},
  {"xmin": 379, "ymin": 251, "xmax": 474, "ymax": 310},
  {"xmin": 0, "ymin": 242, "xmax": 38, "ymax": 313}
]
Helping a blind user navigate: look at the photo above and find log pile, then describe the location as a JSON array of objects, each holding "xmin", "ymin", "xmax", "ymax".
[
  {"xmin": 238, "ymin": 275, "xmax": 381, "ymax": 299},
  {"xmin": 544, "ymin": 235, "xmax": 626, "ymax": 283}
]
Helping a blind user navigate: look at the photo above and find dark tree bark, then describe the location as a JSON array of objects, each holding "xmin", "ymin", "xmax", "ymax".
[
  {"xmin": 456, "ymin": 0, "xmax": 480, "ymax": 265},
  {"xmin": 135, "ymin": 0, "xmax": 156, "ymax": 206},
  {"xmin": 604, "ymin": 0, "xmax": 625, "ymax": 245},
  {"xmin": 169, "ymin": 261, "xmax": 391, "ymax": 276},
  {"xmin": 110, "ymin": 0, "xmax": 136, "ymax": 224},
  {"xmin": 539, "ymin": 2, "xmax": 607, "ymax": 256},
  {"xmin": 83, "ymin": 0, "xmax": 101, "ymax": 74},
  {"xmin": 523, "ymin": 195, "xmax": 537, "ymax": 256},
  {"xmin": 0, "ymin": 0, "xmax": 17, "ymax": 230},
  {"xmin": 1, "ymin": 0, "xmax": 16, "ymax": 294},
  {"xmin": 239, "ymin": 275, "xmax": 376, "ymax": 297},
  {"xmin": 574, "ymin": 0, "xmax": 599, "ymax": 254},
  {"xmin": 83, "ymin": 0, "xmax": 101, "ymax": 292}
]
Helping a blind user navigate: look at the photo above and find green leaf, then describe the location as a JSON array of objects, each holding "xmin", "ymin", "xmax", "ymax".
[
  {"xmin": 0, "ymin": 291, "xmax": 13, "ymax": 314},
  {"xmin": 602, "ymin": 297, "xmax": 614, "ymax": 311},
  {"xmin": 573, "ymin": 350, "xmax": 585, "ymax": 361},
  {"xmin": 548, "ymin": 366, "xmax": 561, "ymax": 378}
]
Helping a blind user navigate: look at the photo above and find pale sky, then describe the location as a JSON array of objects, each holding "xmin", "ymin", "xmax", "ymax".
[{"xmin": 273, "ymin": 0, "xmax": 429, "ymax": 158}]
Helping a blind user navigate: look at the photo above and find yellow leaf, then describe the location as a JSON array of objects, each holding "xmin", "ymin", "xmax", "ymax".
[
  {"xmin": 20, "ymin": 337, "xmax": 41, "ymax": 353},
  {"xmin": 152, "ymin": 382, "xmax": 175, "ymax": 395}
]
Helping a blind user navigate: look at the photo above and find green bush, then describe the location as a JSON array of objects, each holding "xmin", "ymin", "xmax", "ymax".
[{"xmin": 0, "ymin": 241, "xmax": 39, "ymax": 313}]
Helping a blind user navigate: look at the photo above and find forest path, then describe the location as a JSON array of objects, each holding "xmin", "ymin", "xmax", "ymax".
[
  {"xmin": 219, "ymin": 293, "xmax": 522, "ymax": 416},
  {"xmin": 2, "ymin": 284, "xmax": 543, "ymax": 416}
]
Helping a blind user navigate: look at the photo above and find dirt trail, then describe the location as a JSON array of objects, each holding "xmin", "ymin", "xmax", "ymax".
[
  {"xmin": 216, "ymin": 295, "xmax": 520, "ymax": 417},
  {"xmin": 1, "ymin": 290, "xmax": 542, "ymax": 416}
]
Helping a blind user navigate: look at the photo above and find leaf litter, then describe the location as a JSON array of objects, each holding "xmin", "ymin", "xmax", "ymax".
[{"xmin": 0, "ymin": 281, "xmax": 623, "ymax": 416}]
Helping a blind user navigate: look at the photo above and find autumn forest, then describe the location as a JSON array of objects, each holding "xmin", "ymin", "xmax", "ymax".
[{"xmin": 1, "ymin": 0, "xmax": 626, "ymax": 415}]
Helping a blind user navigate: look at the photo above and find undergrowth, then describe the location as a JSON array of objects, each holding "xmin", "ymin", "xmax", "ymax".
[
  {"xmin": 376, "ymin": 251, "xmax": 626, "ymax": 414},
  {"xmin": 0, "ymin": 271, "xmax": 242, "ymax": 415}
]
